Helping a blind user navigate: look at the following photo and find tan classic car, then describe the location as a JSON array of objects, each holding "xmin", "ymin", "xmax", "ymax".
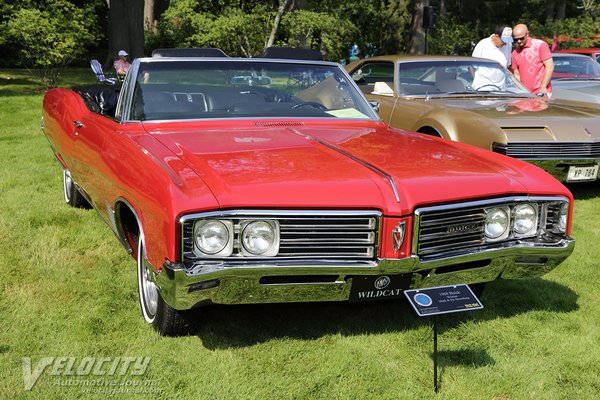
[{"xmin": 347, "ymin": 55, "xmax": 600, "ymax": 183}]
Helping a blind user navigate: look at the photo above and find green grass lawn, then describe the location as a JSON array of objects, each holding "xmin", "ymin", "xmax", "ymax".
[{"xmin": 1, "ymin": 68, "xmax": 600, "ymax": 399}]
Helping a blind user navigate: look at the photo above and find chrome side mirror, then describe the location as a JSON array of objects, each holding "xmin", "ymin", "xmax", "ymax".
[{"xmin": 369, "ymin": 100, "xmax": 380, "ymax": 113}]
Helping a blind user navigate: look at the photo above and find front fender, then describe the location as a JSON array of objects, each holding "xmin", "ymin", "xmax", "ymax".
[{"xmin": 416, "ymin": 108, "xmax": 507, "ymax": 150}]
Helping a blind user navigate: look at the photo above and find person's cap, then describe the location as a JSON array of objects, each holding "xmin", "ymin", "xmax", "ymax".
[
  {"xmin": 118, "ymin": 50, "xmax": 128, "ymax": 57},
  {"xmin": 501, "ymin": 27, "xmax": 513, "ymax": 44}
]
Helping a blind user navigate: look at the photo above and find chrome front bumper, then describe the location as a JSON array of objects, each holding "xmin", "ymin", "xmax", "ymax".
[{"xmin": 154, "ymin": 238, "xmax": 575, "ymax": 310}]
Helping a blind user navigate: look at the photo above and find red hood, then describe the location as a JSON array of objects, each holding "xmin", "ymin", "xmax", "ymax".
[{"xmin": 142, "ymin": 120, "xmax": 567, "ymax": 215}]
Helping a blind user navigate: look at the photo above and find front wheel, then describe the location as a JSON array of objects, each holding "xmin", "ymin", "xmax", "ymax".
[
  {"xmin": 137, "ymin": 235, "xmax": 196, "ymax": 336},
  {"xmin": 63, "ymin": 169, "xmax": 91, "ymax": 208}
]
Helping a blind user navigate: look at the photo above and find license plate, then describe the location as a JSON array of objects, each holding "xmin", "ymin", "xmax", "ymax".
[
  {"xmin": 349, "ymin": 274, "xmax": 412, "ymax": 303},
  {"xmin": 566, "ymin": 165, "xmax": 599, "ymax": 182}
]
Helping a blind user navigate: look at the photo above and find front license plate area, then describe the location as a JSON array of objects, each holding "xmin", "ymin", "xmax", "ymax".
[
  {"xmin": 566, "ymin": 165, "xmax": 598, "ymax": 182},
  {"xmin": 349, "ymin": 274, "xmax": 412, "ymax": 303}
]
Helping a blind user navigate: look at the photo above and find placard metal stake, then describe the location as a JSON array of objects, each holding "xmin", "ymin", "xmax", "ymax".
[
  {"xmin": 404, "ymin": 284, "xmax": 483, "ymax": 394},
  {"xmin": 434, "ymin": 315, "xmax": 438, "ymax": 393}
]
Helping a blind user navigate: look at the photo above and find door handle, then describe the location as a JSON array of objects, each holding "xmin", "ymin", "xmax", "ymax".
[{"xmin": 73, "ymin": 121, "xmax": 85, "ymax": 128}]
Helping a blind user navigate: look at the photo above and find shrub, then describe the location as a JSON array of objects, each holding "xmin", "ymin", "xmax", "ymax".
[
  {"xmin": 1, "ymin": 1, "xmax": 97, "ymax": 87},
  {"xmin": 427, "ymin": 16, "xmax": 480, "ymax": 56}
]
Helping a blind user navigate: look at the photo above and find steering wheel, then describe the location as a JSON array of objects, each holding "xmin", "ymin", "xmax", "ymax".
[
  {"xmin": 291, "ymin": 101, "xmax": 327, "ymax": 110},
  {"xmin": 475, "ymin": 84, "xmax": 503, "ymax": 91}
]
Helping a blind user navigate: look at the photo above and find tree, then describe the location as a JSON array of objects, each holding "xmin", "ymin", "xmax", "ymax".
[
  {"xmin": 144, "ymin": 0, "xmax": 170, "ymax": 30},
  {"xmin": 1, "ymin": 0, "xmax": 97, "ymax": 87},
  {"xmin": 280, "ymin": 10, "xmax": 358, "ymax": 61},
  {"xmin": 106, "ymin": 0, "xmax": 144, "ymax": 68},
  {"xmin": 265, "ymin": 0, "xmax": 292, "ymax": 49},
  {"xmin": 407, "ymin": 0, "xmax": 428, "ymax": 54}
]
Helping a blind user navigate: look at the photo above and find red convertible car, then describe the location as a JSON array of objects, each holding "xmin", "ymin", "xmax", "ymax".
[{"xmin": 42, "ymin": 49, "xmax": 575, "ymax": 335}]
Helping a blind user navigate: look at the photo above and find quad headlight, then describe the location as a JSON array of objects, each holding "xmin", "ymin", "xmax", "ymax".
[
  {"xmin": 558, "ymin": 202, "xmax": 568, "ymax": 233},
  {"xmin": 192, "ymin": 218, "xmax": 279, "ymax": 257},
  {"xmin": 483, "ymin": 201, "xmax": 562, "ymax": 242},
  {"xmin": 241, "ymin": 220, "xmax": 280, "ymax": 256},
  {"xmin": 513, "ymin": 203, "xmax": 538, "ymax": 237},
  {"xmin": 484, "ymin": 206, "xmax": 510, "ymax": 240},
  {"xmin": 194, "ymin": 220, "xmax": 233, "ymax": 256}
]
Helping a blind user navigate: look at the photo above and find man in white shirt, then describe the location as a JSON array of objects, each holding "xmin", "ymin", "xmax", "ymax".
[
  {"xmin": 500, "ymin": 27, "xmax": 513, "ymax": 68},
  {"xmin": 471, "ymin": 26, "xmax": 509, "ymax": 91}
]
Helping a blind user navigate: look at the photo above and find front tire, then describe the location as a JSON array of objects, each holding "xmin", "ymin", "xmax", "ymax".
[
  {"xmin": 136, "ymin": 235, "xmax": 196, "ymax": 336},
  {"xmin": 63, "ymin": 169, "xmax": 91, "ymax": 208}
]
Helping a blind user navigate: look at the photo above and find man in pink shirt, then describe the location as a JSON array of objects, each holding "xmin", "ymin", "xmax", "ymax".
[{"xmin": 511, "ymin": 24, "xmax": 554, "ymax": 97}]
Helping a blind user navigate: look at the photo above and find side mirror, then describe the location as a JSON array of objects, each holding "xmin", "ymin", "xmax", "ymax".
[{"xmin": 369, "ymin": 100, "xmax": 380, "ymax": 113}]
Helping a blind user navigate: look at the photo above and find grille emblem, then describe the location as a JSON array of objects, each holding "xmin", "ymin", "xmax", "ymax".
[
  {"xmin": 392, "ymin": 221, "xmax": 406, "ymax": 252},
  {"xmin": 446, "ymin": 223, "xmax": 479, "ymax": 234},
  {"xmin": 374, "ymin": 276, "xmax": 390, "ymax": 290}
]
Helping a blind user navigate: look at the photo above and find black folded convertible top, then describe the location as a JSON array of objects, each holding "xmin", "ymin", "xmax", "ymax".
[
  {"xmin": 260, "ymin": 47, "xmax": 324, "ymax": 61},
  {"xmin": 151, "ymin": 48, "xmax": 229, "ymax": 57}
]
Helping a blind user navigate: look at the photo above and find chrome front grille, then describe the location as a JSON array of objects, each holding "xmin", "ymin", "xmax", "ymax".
[
  {"xmin": 277, "ymin": 216, "xmax": 376, "ymax": 257},
  {"xmin": 181, "ymin": 210, "xmax": 380, "ymax": 261},
  {"xmin": 417, "ymin": 207, "xmax": 486, "ymax": 255},
  {"xmin": 414, "ymin": 197, "xmax": 568, "ymax": 260},
  {"xmin": 504, "ymin": 142, "xmax": 600, "ymax": 159}
]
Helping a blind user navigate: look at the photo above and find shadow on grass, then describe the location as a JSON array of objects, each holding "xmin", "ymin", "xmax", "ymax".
[
  {"xmin": 0, "ymin": 76, "xmax": 38, "ymax": 86},
  {"xmin": 433, "ymin": 348, "xmax": 496, "ymax": 391},
  {"xmin": 436, "ymin": 348, "xmax": 495, "ymax": 368},
  {"xmin": 565, "ymin": 181, "xmax": 600, "ymax": 200},
  {"xmin": 0, "ymin": 77, "xmax": 46, "ymax": 97},
  {"xmin": 192, "ymin": 278, "xmax": 577, "ymax": 350}
]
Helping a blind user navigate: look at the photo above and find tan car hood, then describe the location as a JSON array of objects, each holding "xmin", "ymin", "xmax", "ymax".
[{"xmin": 426, "ymin": 96, "xmax": 600, "ymax": 142}]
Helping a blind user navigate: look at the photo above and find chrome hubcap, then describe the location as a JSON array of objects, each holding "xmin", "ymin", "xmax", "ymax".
[
  {"xmin": 139, "ymin": 243, "xmax": 158, "ymax": 319},
  {"xmin": 63, "ymin": 169, "xmax": 73, "ymax": 203}
]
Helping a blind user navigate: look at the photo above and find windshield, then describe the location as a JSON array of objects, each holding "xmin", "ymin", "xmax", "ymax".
[
  {"xmin": 129, "ymin": 59, "xmax": 376, "ymax": 121},
  {"xmin": 396, "ymin": 60, "xmax": 531, "ymax": 96},
  {"xmin": 553, "ymin": 56, "xmax": 600, "ymax": 79}
]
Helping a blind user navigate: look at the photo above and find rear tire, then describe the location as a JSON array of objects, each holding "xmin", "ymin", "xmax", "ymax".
[
  {"xmin": 63, "ymin": 169, "xmax": 91, "ymax": 208},
  {"xmin": 137, "ymin": 235, "xmax": 196, "ymax": 336}
]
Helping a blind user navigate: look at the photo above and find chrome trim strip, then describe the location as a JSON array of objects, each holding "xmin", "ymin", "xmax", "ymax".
[
  {"xmin": 139, "ymin": 116, "xmax": 376, "ymax": 124},
  {"xmin": 122, "ymin": 58, "xmax": 380, "ymax": 123},
  {"xmin": 137, "ymin": 57, "xmax": 343, "ymax": 66},
  {"xmin": 179, "ymin": 209, "xmax": 382, "ymax": 224},
  {"xmin": 290, "ymin": 128, "xmax": 400, "ymax": 203},
  {"xmin": 504, "ymin": 142, "xmax": 600, "ymax": 160}
]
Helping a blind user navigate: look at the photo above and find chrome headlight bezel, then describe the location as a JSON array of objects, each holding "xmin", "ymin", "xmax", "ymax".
[
  {"xmin": 193, "ymin": 219, "xmax": 233, "ymax": 256},
  {"xmin": 558, "ymin": 202, "xmax": 569, "ymax": 233},
  {"xmin": 484, "ymin": 206, "xmax": 510, "ymax": 241},
  {"xmin": 513, "ymin": 203, "xmax": 539, "ymax": 237},
  {"xmin": 240, "ymin": 220, "xmax": 280, "ymax": 256}
]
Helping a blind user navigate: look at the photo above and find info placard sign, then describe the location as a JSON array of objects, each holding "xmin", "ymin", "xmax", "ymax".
[{"xmin": 404, "ymin": 284, "xmax": 483, "ymax": 317}]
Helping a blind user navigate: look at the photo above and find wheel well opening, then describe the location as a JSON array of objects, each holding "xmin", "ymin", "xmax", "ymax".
[
  {"xmin": 417, "ymin": 127, "xmax": 441, "ymax": 137},
  {"xmin": 117, "ymin": 202, "xmax": 140, "ymax": 259}
]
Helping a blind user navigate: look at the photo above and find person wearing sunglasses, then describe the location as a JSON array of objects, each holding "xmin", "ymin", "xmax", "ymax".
[{"xmin": 511, "ymin": 24, "xmax": 554, "ymax": 98}]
